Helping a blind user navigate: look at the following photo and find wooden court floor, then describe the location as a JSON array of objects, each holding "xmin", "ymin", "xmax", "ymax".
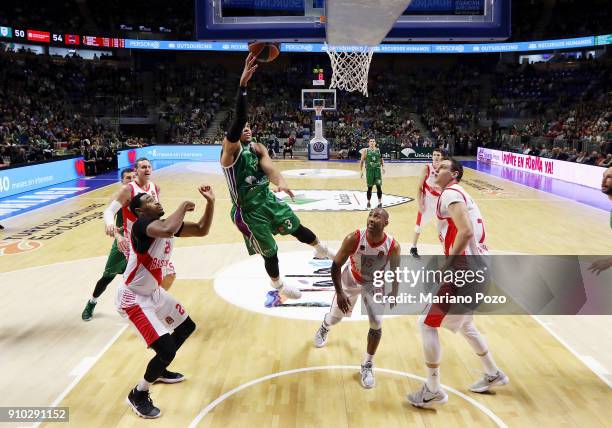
[{"xmin": 0, "ymin": 159, "xmax": 610, "ymax": 428}]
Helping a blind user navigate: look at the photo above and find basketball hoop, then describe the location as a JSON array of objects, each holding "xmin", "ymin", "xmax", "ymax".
[{"xmin": 325, "ymin": 44, "xmax": 375, "ymax": 97}]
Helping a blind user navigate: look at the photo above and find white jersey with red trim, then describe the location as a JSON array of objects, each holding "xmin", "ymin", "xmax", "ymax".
[
  {"xmin": 423, "ymin": 163, "xmax": 441, "ymax": 197},
  {"xmin": 123, "ymin": 234, "xmax": 173, "ymax": 296},
  {"xmin": 436, "ymin": 183, "xmax": 488, "ymax": 256},
  {"xmin": 348, "ymin": 228, "xmax": 397, "ymax": 286},
  {"xmin": 121, "ymin": 180, "xmax": 160, "ymax": 243}
]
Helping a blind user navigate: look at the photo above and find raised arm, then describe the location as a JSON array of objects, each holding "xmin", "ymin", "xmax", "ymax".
[
  {"xmin": 176, "ymin": 186, "xmax": 216, "ymax": 237},
  {"xmin": 146, "ymin": 201, "xmax": 195, "ymax": 239},
  {"xmin": 331, "ymin": 231, "xmax": 359, "ymax": 314},
  {"xmin": 220, "ymin": 53, "xmax": 258, "ymax": 166}
]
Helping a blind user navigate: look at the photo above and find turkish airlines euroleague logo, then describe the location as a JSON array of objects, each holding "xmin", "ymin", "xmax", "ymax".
[
  {"xmin": 128, "ymin": 150, "xmax": 137, "ymax": 164},
  {"xmin": 0, "ymin": 240, "xmax": 43, "ymax": 255},
  {"xmin": 74, "ymin": 159, "xmax": 85, "ymax": 176}
]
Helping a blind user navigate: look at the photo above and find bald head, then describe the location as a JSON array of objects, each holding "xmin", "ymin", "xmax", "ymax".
[
  {"xmin": 602, "ymin": 167, "xmax": 612, "ymax": 200},
  {"xmin": 367, "ymin": 208, "xmax": 389, "ymax": 235}
]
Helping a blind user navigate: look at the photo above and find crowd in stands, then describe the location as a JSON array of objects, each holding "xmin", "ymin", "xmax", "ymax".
[{"xmin": 155, "ymin": 63, "xmax": 226, "ymax": 145}]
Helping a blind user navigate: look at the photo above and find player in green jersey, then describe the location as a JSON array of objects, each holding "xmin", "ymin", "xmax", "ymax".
[
  {"xmin": 220, "ymin": 53, "xmax": 333, "ymax": 300},
  {"xmin": 360, "ymin": 138, "xmax": 385, "ymax": 208},
  {"xmin": 82, "ymin": 168, "xmax": 135, "ymax": 321}
]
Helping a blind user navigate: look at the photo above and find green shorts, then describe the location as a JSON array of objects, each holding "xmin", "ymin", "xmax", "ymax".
[
  {"xmin": 231, "ymin": 192, "xmax": 301, "ymax": 258},
  {"xmin": 366, "ymin": 168, "xmax": 382, "ymax": 187},
  {"xmin": 102, "ymin": 239, "xmax": 128, "ymax": 277}
]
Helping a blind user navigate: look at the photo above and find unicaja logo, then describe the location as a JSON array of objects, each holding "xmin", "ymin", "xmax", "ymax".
[{"xmin": 313, "ymin": 142, "xmax": 324, "ymax": 153}]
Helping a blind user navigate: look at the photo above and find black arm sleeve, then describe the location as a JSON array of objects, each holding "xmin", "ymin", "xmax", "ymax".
[{"xmin": 226, "ymin": 86, "xmax": 248, "ymax": 143}]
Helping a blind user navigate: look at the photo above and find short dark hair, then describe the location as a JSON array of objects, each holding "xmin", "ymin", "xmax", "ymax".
[
  {"xmin": 120, "ymin": 168, "xmax": 134, "ymax": 179},
  {"xmin": 448, "ymin": 157, "xmax": 464, "ymax": 182},
  {"xmin": 129, "ymin": 192, "xmax": 148, "ymax": 216},
  {"xmin": 135, "ymin": 157, "xmax": 150, "ymax": 168},
  {"xmin": 432, "ymin": 148, "xmax": 442, "ymax": 154}
]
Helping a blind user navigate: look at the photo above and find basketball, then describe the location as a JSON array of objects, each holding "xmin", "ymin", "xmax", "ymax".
[{"xmin": 248, "ymin": 42, "xmax": 280, "ymax": 63}]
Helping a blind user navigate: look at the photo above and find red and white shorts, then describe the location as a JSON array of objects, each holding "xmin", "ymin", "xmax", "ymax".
[
  {"xmin": 415, "ymin": 191, "xmax": 439, "ymax": 233},
  {"xmin": 116, "ymin": 284, "xmax": 188, "ymax": 346},
  {"xmin": 328, "ymin": 268, "xmax": 383, "ymax": 323},
  {"xmin": 419, "ymin": 281, "xmax": 473, "ymax": 332}
]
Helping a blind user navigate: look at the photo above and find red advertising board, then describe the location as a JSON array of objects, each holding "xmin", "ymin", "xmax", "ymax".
[
  {"xmin": 65, "ymin": 34, "xmax": 80, "ymax": 45},
  {"xmin": 82, "ymin": 36, "xmax": 124, "ymax": 48},
  {"xmin": 27, "ymin": 29, "xmax": 50, "ymax": 43}
]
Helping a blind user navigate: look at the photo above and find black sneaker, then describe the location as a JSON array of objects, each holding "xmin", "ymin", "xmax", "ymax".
[
  {"xmin": 126, "ymin": 387, "xmax": 161, "ymax": 419},
  {"xmin": 155, "ymin": 369, "xmax": 185, "ymax": 384},
  {"xmin": 366, "ymin": 201, "xmax": 371, "ymax": 209},
  {"xmin": 410, "ymin": 247, "xmax": 420, "ymax": 259},
  {"xmin": 81, "ymin": 300, "xmax": 96, "ymax": 321},
  {"xmin": 377, "ymin": 202, "xmax": 383, "ymax": 208}
]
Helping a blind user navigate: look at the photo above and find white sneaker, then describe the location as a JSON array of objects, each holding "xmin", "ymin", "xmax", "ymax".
[
  {"xmin": 314, "ymin": 324, "xmax": 329, "ymax": 348},
  {"xmin": 274, "ymin": 280, "xmax": 302, "ymax": 299},
  {"xmin": 314, "ymin": 244, "xmax": 334, "ymax": 260},
  {"xmin": 360, "ymin": 361, "xmax": 376, "ymax": 389},
  {"xmin": 407, "ymin": 383, "xmax": 448, "ymax": 408},
  {"xmin": 469, "ymin": 370, "xmax": 509, "ymax": 393}
]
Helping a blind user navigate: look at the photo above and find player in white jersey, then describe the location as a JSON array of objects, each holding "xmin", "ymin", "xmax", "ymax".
[
  {"xmin": 410, "ymin": 148, "xmax": 443, "ymax": 259},
  {"xmin": 314, "ymin": 208, "xmax": 400, "ymax": 389},
  {"xmin": 117, "ymin": 185, "xmax": 215, "ymax": 419},
  {"xmin": 102, "ymin": 157, "xmax": 176, "ymax": 290},
  {"xmin": 407, "ymin": 158, "xmax": 508, "ymax": 408}
]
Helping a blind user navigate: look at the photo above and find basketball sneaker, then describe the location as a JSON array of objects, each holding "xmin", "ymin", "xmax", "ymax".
[
  {"xmin": 407, "ymin": 383, "xmax": 448, "ymax": 408},
  {"xmin": 469, "ymin": 370, "xmax": 509, "ymax": 393},
  {"xmin": 81, "ymin": 300, "xmax": 96, "ymax": 321},
  {"xmin": 126, "ymin": 387, "xmax": 161, "ymax": 419},
  {"xmin": 274, "ymin": 280, "xmax": 302, "ymax": 299},
  {"xmin": 155, "ymin": 369, "xmax": 185, "ymax": 384},
  {"xmin": 377, "ymin": 202, "xmax": 382, "ymax": 208},
  {"xmin": 367, "ymin": 201, "xmax": 371, "ymax": 209},
  {"xmin": 410, "ymin": 247, "xmax": 420, "ymax": 259},
  {"xmin": 313, "ymin": 324, "xmax": 329, "ymax": 348},
  {"xmin": 360, "ymin": 361, "xmax": 376, "ymax": 389}
]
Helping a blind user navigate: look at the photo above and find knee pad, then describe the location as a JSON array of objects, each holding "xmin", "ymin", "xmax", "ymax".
[
  {"xmin": 263, "ymin": 254, "xmax": 280, "ymax": 278},
  {"xmin": 175, "ymin": 316, "xmax": 196, "ymax": 340},
  {"xmin": 152, "ymin": 334, "xmax": 177, "ymax": 364},
  {"xmin": 291, "ymin": 225, "xmax": 317, "ymax": 245}
]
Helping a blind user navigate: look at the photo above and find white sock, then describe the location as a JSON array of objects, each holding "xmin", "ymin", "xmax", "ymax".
[
  {"xmin": 271, "ymin": 278, "xmax": 283, "ymax": 289},
  {"xmin": 314, "ymin": 242, "xmax": 327, "ymax": 253},
  {"xmin": 136, "ymin": 379, "xmax": 150, "ymax": 392},
  {"xmin": 479, "ymin": 351, "xmax": 499, "ymax": 377},
  {"xmin": 362, "ymin": 353, "xmax": 374, "ymax": 365},
  {"xmin": 426, "ymin": 366, "xmax": 440, "ymax": 392},
  {"xmin": 90, "ymin": 298, "xmax": 97, "ymax": 304}
]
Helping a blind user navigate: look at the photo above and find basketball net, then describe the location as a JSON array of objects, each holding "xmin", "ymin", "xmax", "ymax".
[
  {"xmin": 325, "ymin": 45, "xmax": 375, "ymax": 97},
  {"xmin": 314, "ymin": 105, "xmax": 324, "ymax": 117}
]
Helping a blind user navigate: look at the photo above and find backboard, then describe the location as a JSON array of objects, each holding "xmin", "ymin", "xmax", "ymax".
[
  {"xmin": 196, "ymin": 0, "xmax": 511, "ymax": 42},
  {"xmin": 301, "ymin": 89, "xmax": 337, "ymax": 111}
]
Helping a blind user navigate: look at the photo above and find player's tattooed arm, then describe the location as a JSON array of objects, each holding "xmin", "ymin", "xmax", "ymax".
[
  {"xmin": 388, "ymin": 241, "xmax": 401, "ymax": 309},
  {"xmin": 332, "ymin": 232, "xmax": 359, "ymax": 314},
  {"xmin": 256, "ymin": 143, "xmax": 295, "ymax": 199}
]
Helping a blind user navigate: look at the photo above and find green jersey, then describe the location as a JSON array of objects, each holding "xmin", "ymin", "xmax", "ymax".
[
  {"xmin": 365, "ymin": 148, "xmax": 382, "ymax": 170},
  {"xmin": 222, "ymin": 143, "xmax": 271, "ymax": 209}
]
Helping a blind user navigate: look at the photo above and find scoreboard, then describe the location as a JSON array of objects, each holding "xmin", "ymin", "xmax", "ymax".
[{"xmin": 0, "ymin": 25, "xmax": 123, "ymax": 48}]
